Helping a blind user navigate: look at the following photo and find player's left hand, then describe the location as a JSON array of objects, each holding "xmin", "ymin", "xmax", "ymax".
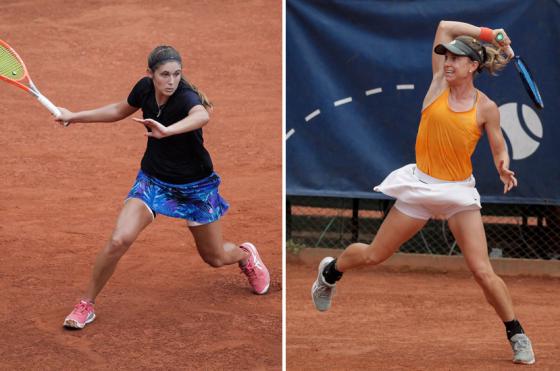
[
  {"xmin": 499, "ymin": 160, "xmax": 517, "ymax": 194},
  {"xmin": 132, "ymin": 117, "xmax": 168, "ymax": 139}
]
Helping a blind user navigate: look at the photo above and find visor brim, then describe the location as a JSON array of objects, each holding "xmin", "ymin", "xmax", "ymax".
[{"xmin": 434, "ymin": 43, "xmax": 469, "ymax": 57}]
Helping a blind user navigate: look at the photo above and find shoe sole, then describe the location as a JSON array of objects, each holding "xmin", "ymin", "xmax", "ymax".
[
  {"xmin": 255, "ymin": 282, "xmax": 270, "ymax": 295},
  {"xmin": 311, "ymin": 256, "xmax": 334, "ymax": 311},
  {"xmin": 63, "ymin": 313, "xmax": 96, "ymax": 329},
  {"xmin": 513, "ymin": 358, "xmax": 535, "ymax": 365},
  {"xmin": 240, "ymin": 242, "xmax": 270, "ymax": 295}
]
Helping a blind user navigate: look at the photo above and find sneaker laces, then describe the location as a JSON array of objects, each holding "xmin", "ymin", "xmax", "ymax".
[
  {"xmin": 315, "ymin": 280, "xmax": 333, "ymax": 298},
  {"xmin": 73, "ymin": 301, "xmax": 90, "ymax": 314},
  {"xmin": 513, "ymin": 337, "xmax": 530, "ymax": 351},
  {"xmin": 241, "ymin": 261, "xmax": 257, "ymax": 281}
]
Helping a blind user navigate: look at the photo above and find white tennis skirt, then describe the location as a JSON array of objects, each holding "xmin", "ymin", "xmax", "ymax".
[{"xmin": 373, "ymin": 164, "xmax": 481, "ymax": 220}]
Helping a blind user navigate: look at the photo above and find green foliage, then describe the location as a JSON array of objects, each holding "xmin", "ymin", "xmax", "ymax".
[{"xmin": 286, "ymin": 239, "xmax": 306, "ymax": 255}]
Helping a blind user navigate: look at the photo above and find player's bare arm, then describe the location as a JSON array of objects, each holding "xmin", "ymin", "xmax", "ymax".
[
  {"xmin": 55, "ymin": 100, "xmax": 138, "ymax": 125},
  {"xmin": 132, "ymin": 105, "xmax": 209, "ymax": 139},
  {"xmin": 480, "ymin": 96, "xmax": 517, "ymax": 193}
]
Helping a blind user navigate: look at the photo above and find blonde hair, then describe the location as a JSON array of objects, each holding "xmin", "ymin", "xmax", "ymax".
[
  {"xmin": 147, "ymin": 45, "xmax": 213, "ymax": 111},
  {"xmin": 453, "ymin": 36, "xmax": 510, "ymax": 76},
  {"xmin": 481, "ymin": 44, "xmax": 509, "ymax": 75}
]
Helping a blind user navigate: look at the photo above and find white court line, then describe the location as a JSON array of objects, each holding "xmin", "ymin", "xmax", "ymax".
[
  {"xmin": 305, "ymin": 109, "xmax": 321, "ymax": 122},
  {"xmin": 396, "ymin": 84, "xmax": 415, "ymax": 90},
  {"xmin": 334, "ymin": 97, "xmax": 352, "ymax": 106},
  {"xmin": 365, "ymin": 87, "xmax": 382, "ymax": 96},
  {"xmin": 285, "ymin": 128, "xmax": 295, "ymax": 141}
]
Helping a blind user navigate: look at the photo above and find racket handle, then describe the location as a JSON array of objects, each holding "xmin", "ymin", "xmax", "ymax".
[
  {"xmin": 36, "ymin": 94, "xmax": 61, "ymax": 118},
  {"xmin": 505, "ymin": 46, "xmax": 515, "ymax": 59}
]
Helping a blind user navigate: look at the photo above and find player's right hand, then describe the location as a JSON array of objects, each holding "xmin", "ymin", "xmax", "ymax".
[
  {"xmin": 492, "ymin": 28, "xmax": 514, "ymax": 60},
  {"xmin": 55, "ymin": 107, "xmax": 73, "ymax": 127}
]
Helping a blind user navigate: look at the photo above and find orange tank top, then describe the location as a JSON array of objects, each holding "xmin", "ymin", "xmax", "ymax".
[{"xmin": 415, "ymin": 88, "xmax": 482, "ymax": 181}]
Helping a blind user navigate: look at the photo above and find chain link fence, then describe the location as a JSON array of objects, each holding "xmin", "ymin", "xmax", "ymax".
[{"xmin": 287, "ymin": 196, "xmax": 560, "ymax": 260}]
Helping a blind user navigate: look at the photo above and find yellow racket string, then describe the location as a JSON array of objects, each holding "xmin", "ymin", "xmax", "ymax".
[{"xmin": 0, "ymin": 45, "xmax": 24, "ymax": 80}]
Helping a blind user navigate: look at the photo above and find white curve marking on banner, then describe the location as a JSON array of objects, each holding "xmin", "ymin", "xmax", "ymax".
[
  {"xmin": 396, "ymin": 84, "xmax": 415, "ymax": 90},
  {"xmin": 365, "ymin": 87, "xmax": 382, "ymax": 96},
  {"xmin": 499, "ymin": 103, "xmax": 542, "ymax": 160},
  {"xmin": 286, "ymin": 128, "xmax": 295, "ymax": 141},
  {"xmin": 522, "ymin": 104, "xmax": 543, "ymax": 138},
  {"xmin": 305, "ymin": 109, "xmax": 321, "ymax": 122},
  {"xmin": 334, "ymin": 97, "xmax": 352, "ymax": 106},
  {"xmin": 302, "ymin": 82, "xmax": 416, "ymax": 122}
]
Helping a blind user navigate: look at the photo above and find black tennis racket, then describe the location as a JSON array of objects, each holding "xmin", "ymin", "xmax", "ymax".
[{"xmin": 497, "ymin": 33, "xmax": 544, "ymax": 110}]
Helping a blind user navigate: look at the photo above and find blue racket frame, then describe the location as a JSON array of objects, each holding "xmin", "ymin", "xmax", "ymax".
[{"xmin": 513, "ymin": 56, "xmax": 544, "ymax": 109}]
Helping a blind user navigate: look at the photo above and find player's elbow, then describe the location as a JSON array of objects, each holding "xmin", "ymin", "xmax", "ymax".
[
  {"xmin": 198, "ymin": 110, "xmax": 210, "ymax": 127},
  {"xmin": 113, "ymin": 102, "xmax": 136, "ymax": 122},
  {"xmin": 438, "ymin": 20, "xmax": 450, "ymax": 32}
]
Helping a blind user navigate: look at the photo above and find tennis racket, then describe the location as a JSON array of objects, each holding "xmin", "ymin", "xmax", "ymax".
[
  {"xmin": 511, "ymin": 56, "xmax": 544, "ymax": 109},
  {"xmin": 0, "ymin": 39, "xmax": 62, "ymax": 118},
  {"xmin": 496, "ymin": 33, "xmax": 544, "ymax": 110}
]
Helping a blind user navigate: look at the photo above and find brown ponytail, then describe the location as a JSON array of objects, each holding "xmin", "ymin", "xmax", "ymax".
[
  {"xmin": 148, "ymin": 45, "xmax": 213, "ymax": 112},
  {"xmin": 181, "ymin": 78, "xmax": 213, "ymax": 112}
]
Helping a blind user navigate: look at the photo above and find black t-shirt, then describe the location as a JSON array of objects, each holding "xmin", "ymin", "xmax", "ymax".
[{"xmin": 127, "ymin": 77, "xmax": 213, "ymax": 184}]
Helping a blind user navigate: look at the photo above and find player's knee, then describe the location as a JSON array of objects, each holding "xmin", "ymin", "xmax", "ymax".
[
  {"xmin": 201, "ymin": 253, "xmax": 224, "ymax": 268},
  {"xmin": 471, "ymin": 267, "xmax": 495, "ymax": 286},
  {"xmin": 107, "ymin": 235, "xmax": 133, "ymax": 256},
  {"xmin": 363, "ymin": 250, "xmax": 382, "ymax": 266}
]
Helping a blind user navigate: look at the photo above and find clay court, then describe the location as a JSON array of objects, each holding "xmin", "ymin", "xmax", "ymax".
[
  {"xmin": 287, "ymin": 254, "xmax": 560, "ymax": 370},
  {"xmin": 0, "ymin": 0, "xmax": 281, "ymax": 369}
]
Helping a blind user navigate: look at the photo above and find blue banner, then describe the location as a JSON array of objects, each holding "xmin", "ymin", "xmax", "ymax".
[{"xmin": 286, "ymin": 0, "xmax": 560, "ymax": 204}]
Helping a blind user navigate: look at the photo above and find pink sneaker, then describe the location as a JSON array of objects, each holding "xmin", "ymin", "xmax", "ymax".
[
  {"xmin": 63, "ymin": 300, "xmax": 96, "ymax": 329},
  {"xmin": 239, "ymin": 242, "xmax": 270, "ymax": 294}
]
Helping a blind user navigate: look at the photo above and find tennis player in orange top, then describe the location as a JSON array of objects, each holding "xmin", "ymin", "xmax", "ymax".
[{"xmin": 311, "ymin": 21, "xmax": 535, "ymax": 365}]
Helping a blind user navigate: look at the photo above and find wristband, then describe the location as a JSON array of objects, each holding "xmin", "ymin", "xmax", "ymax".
[{"xmin": 479, "ymin": 27, "xmax": 494, "ymax": 43}]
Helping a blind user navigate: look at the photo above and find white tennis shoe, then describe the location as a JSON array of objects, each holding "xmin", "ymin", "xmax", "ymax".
[{"xmin": 311, "ymin": 257, "xmax": 336, "ymax": 311}]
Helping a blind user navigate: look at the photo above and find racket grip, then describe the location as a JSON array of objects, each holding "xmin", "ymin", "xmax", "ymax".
[
  {"xmin": 36, "ymin": 94, "xmax": 62, "ymax": 118},
  {"xmin": 505, "ymin": 46, "xmax": 515, "ymax": 59},
  {"xmin": 496, "ymin": 32, "xmax": 515, "ymax": 59}
]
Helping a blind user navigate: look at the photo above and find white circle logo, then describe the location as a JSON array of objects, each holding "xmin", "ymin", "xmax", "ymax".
[{"xmin": 499, "ymin": 103, "xmax": 543, "ymax": 160}]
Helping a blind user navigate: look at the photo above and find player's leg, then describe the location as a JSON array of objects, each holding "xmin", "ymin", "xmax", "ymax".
[
  {"xmin": 189, "ymin": 220, "xmax": 246, "ymax": 266},
  {"xmin": 448, "ymin": 209, "xmax": 513, "ymax": 319},
  {"xmin": 63, "ymin": 198, "xmax": 153, "ymax": 328},
  {"xmin": 84, "ymin": 198, "xmax": 154, "ymax": 300},
  {"xmin": 189, "ymin": 220, "xmax": 270, "ymax": 294},
  {"xmin": 448, "ymin": 209, "xmax": 535, "ymax": 364},
  {"xmin": 336, "ymin": 206, "xmax": 428, "ymax": 271},
  {"xmin": 312, "ymin": 205, "xmax": 427, "ymax": 311}
]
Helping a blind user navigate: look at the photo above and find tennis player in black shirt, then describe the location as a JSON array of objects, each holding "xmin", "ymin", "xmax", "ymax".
[{"xmin": 56, "ymin": 45, "xmax": 270, "ymax": 329}]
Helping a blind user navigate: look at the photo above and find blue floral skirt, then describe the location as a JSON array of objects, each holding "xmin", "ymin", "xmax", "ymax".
[{"xmin": 126, "ymin": 170, "xmax": 229, "ymax": 225}]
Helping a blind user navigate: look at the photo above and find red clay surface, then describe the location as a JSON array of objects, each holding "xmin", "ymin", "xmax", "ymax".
[
  {"xmin": 0, "ymin": 1, "xmax": 281, "ymax": 369},
  {"xmin": 287, "ymin": 256, "xmax": 560, "ymax": 370}
]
